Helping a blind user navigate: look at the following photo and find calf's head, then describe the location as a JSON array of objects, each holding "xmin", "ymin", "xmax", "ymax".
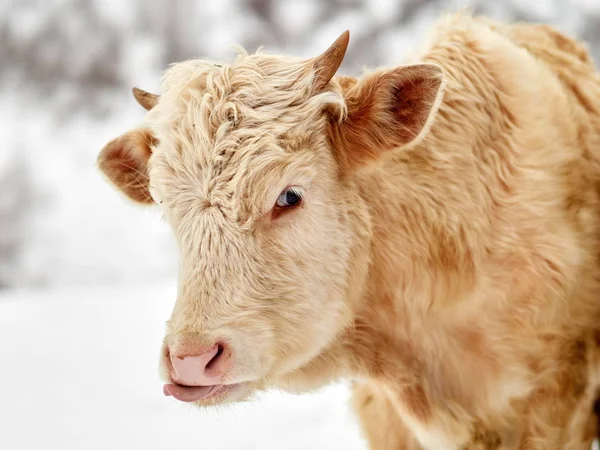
[{"xmin": 98, "ymin": 32, "xmax": 444, "ymax": 405}]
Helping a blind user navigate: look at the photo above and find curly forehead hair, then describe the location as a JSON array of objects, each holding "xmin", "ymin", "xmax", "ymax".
[
  {"xmin": 141, "ymin": 42, "xmax": 350, "ymax": 228},
  {"xmin": 149, "ymin": 46, "xmax": 348, "ymax": 142}
]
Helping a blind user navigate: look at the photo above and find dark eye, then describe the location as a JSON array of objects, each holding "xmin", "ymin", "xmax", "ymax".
[{"xmin": 276, "ymin": 187, "xmax": 303, "ymax": 208}]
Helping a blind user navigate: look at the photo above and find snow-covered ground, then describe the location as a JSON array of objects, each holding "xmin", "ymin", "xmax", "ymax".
[
  {"xmin": 0, "ymin": 283, "xmax": 367, "ymax": 450},
  {"xmin": 2, "ymin": 285, "xmax": 599, "ymax": 449}
]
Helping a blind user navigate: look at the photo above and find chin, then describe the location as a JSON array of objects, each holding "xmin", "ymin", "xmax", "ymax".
[
  {"xmin": 199, "ymin": 382, "xmax": 257, "ymax": 406},
  {"xmin": 164, "ymin": 381, "xmax": 259, "ymax": 407}
]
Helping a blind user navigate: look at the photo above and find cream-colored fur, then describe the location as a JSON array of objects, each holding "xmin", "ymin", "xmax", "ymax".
[{"xmin": 98, "ymin": 12, "xmax": 600, "ymax": 450}]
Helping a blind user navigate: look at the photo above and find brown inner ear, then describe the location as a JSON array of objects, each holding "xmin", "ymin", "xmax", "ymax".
[
  {"xmin": 97, "ymin": 130, "xmax": 154, "ymax": 204},
  {"xmin": 329, "ymin": 64, "xmax": 443, "ymax": 170},
  {"xmin": 389, "ymin": 70, "xmax": 443, "ymax": 144}
]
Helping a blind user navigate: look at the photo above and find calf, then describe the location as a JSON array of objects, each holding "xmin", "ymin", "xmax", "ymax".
[{"xmin": 98, "ymin": 12, "xmax": 600, "ymax": 449}]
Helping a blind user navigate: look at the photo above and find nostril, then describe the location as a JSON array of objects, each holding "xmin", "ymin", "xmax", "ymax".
[{"xmin": 205, "ymin": 343, "xmax": 225, "ymax": 372}]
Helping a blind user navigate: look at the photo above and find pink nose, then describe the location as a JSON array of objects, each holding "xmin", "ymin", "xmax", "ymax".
[{"xmin": 169, "ymin": 343, "xmax": 229, "ymax": 386}]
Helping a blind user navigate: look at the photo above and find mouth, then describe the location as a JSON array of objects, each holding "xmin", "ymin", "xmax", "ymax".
[{"xmin": 163, "ymin": 383, "xmax": 241, "ymax": 403}]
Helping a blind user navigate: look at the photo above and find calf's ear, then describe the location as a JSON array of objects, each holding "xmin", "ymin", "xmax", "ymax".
[
  {"xmin": 97, "ymin": 128, "xmax": 155, "ymax": 204},
  {"xmin": 331, "ymin": 63, "xmax": 445, "ymax": 168}
]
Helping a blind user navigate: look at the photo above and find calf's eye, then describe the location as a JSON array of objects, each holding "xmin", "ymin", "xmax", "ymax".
[{"xmin": 276, "ymin": 186, "xmax": 303, "ymax": 208}]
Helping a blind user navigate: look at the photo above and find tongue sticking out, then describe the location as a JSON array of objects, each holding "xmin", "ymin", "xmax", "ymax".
[{"xmin": 163, "ymin": 384, "xmax": 221, "ymax": 402}]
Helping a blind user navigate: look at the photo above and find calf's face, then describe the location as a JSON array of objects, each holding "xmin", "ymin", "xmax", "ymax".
[{"xmin": 98, "ymin": 32, "xmax": 444, "ymax": 405}]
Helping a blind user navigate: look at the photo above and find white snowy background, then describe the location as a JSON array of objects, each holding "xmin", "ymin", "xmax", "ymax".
[{"xmin": 1, "ymin": 1, "xmax": 600, "ymax": 449}]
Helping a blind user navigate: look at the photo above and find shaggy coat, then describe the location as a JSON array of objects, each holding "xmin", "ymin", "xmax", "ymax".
[{"xmin": 98, "ymin": 12, "xmax": 600, "ymax": 450}]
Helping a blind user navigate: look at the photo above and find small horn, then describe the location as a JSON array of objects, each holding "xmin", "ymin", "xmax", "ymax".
[
  {"xmin": 311, "ymin": 30, "xmax": 350, "ymax": 94},
  {"xmin": 132, "ymin": 87, "xmax": 159, "ymax": 111}
]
